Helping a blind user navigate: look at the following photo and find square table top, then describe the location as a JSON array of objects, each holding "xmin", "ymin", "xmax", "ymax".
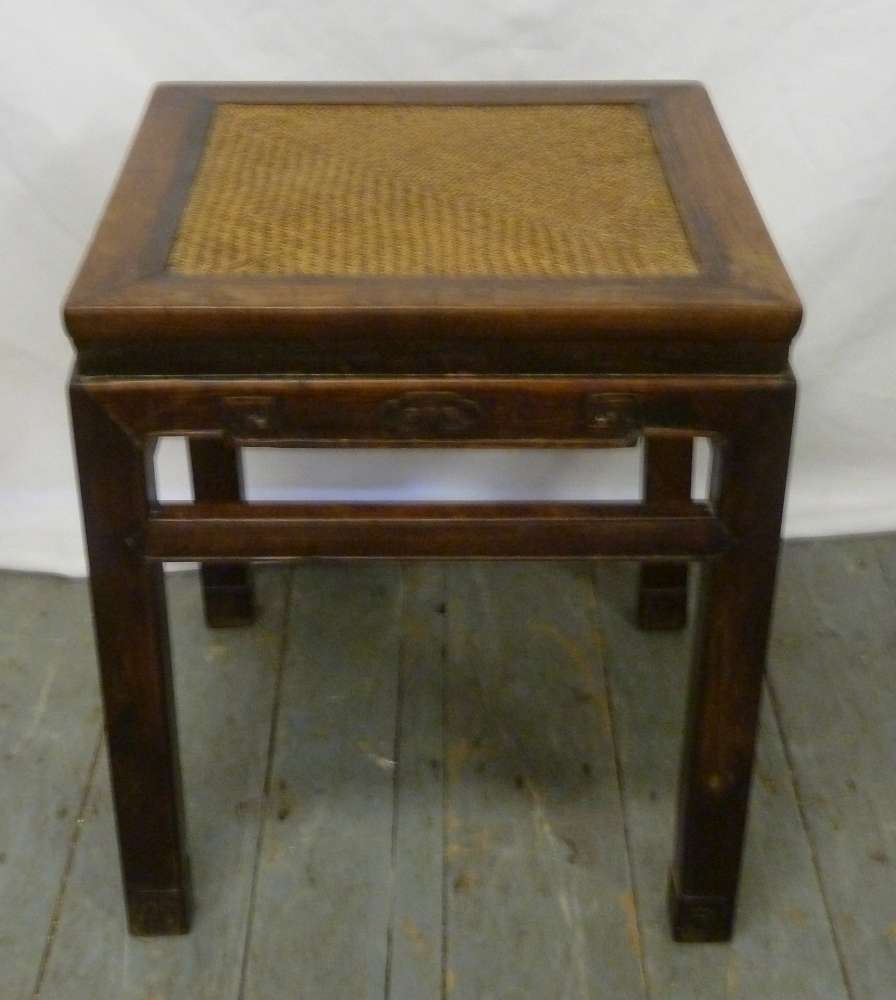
[{"xmin": 64, "ymin": 83, "xmax": 801, "ymax": 376}]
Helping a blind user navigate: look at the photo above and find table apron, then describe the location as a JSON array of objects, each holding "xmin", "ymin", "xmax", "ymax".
[{"xmin": 77, "ymin": 373, "xmax": 795, "ymax": 447}]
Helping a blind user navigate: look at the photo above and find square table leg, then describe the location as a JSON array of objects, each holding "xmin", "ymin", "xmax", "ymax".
[
  {"xmin": 638, "ymin": 435, "xmax": 693, "ymax": 630},
  {"xmin": 669, "ymin": 380, "xmax": 795, "ymax": 941},
  {"xmin": 71, "ymin": 383, "xmax": 192, "ymax": 935},
  {"xmin": 189, "ymin": 438, "xmax": 255, "ymax": 627}
]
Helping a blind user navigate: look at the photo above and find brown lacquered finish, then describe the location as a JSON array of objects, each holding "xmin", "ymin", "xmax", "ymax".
[
  {"xmin": 70, "ymin": 384, "xmax": 191, "ymax": 935},
  {"xmin": 143, "ymin": 499, "xmax": 728, "ymax": 561},
  {"xmin": 188, "ymin": 438, "xmax": 255, "ymax": 627},
  {"xmin": 65, "ymin": 81, "xmax": 801, "ymax": 942},
  {"xmin": 638, "ymin": 436, "xmax": 694, "ymax": 629},
  {"xmin": 65, "ymin": 82, "xmax": 800, "ymax": 378}
]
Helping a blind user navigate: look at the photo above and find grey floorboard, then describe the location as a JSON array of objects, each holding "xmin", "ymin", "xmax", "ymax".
[
  {"xmin": 387, "ymin": 564, "xmax": 446, "ymax": 1000},
  {"xmin": 6, "ymin": 539, "xmax": 896, "ymax": 999},
  {"xmin": 0, "ymin": 574, "xmax": 100, "ymax": 1000},
  {"xmin": 770, "ymin": 538, "xmax": 896, "ymax": 999},
  {"xmin": 242, "ymin": 563, "xmax": 403, "ymax": 1000},
  {"xmin": 443, "ymin": 562, "xmax": 646, "ymax": 1000},
  {"xmin": 594, "ymin": 561, "xmax": 850, "ymax": 1000},
  {"xmin": 38, "ymin": 567, "xmax": 289, "ymax": 1000}
]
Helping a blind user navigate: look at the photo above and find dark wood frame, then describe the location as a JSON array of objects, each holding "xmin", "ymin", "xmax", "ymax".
[{"xmin": 66, "ymin": 82, "xmax": 801, "ymax": 943}]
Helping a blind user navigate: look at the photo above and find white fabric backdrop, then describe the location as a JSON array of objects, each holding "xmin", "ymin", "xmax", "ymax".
[{"xmin": 2, "ymin": 1, "xmax": 895, "ymax": 575}]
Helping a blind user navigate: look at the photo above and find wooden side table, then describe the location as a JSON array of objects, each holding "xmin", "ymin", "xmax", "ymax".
[{"xmin": 64, "ymin": 82, "xmax": 801, "ymax": 941}]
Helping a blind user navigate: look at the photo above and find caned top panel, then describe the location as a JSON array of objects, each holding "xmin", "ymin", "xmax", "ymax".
[{"xmin": 167, "ymin": 103, "xmax": 697, "ymax": 279}]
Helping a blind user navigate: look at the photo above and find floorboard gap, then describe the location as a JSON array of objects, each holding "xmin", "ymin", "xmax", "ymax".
[
  {"xmin": 31, "ymin": 727, "xmax": 104, "ymax": 1000},
  {"xmin": 765, "ymin": 672, "xmax": 856, "ymax": 1000},
  {"xmin": 589, "ymin": 566, "xmax": 650, "ymax": 999},
  {"xmin": 382, "ymin": 569, "xmax": 409, "ymax": 1000},
  {"xmin": 439, "ymin": 569, "xmax": 450, "ymax": 1000},
  {"xmin": 236, "ymin": 568, "xmax": 295, "ymax": 1000}
]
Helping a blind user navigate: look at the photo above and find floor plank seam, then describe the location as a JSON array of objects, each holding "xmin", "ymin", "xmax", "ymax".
[
  {"xmin": 31, "ymin": 725, "xmax": 104, "ymax": 1000},
  {"xmin": 237, "ymin": 568, "xmax": 295, "ymax": 1000},
  {"xmin": 765, "ymin": 671, "xmax": 856, "ymax": 1000},
  {"xmin": 588, "ymin": 567, "xmax": 651, "ymax": 1000},
  {"xmin": 439, "ymin": 567, "xmax": 450, "ymax": 1000},
  {"xmin": 872, "ymin": 539, "xmax": 895, "ymax": 591},
  {"xmin": 382, "ymin": 567, "xmax": 409, "ymax": 1000}
]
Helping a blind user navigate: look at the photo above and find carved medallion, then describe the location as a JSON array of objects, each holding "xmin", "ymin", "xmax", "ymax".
[{"xmin": 380, "ymin": 391, "xmax": 482, "ymax": 437}]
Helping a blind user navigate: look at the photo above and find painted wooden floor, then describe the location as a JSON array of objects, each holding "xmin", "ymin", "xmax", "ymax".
[{"xmin": 2, "ymin": 536, "xmax": 895, "ymax": 999}]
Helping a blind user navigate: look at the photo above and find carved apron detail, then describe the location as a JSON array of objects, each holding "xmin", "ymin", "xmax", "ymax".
[{"xmin": 380, "ymin": 391, "xmax": 482, "ymax": 437}]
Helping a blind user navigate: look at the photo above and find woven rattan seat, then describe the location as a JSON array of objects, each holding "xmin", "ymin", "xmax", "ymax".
[{"xmin": 168, "ymin": 103, "xmax": 696, "ymax": 279}]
